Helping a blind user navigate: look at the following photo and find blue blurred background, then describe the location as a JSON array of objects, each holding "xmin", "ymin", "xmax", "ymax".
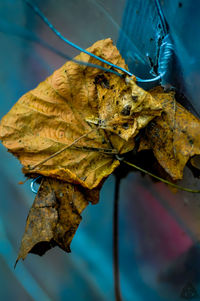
[{"xmin": 1, "ymin": 1, "xmax": 200, "ymax": 300}]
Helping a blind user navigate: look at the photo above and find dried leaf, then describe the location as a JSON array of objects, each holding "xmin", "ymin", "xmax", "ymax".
[
  {"xmin": 139, "ymin": 87, "xmax": 200, "ymax": 179},
  {"xmin": 190, "ymin": 155, "xmax": 200, "ymax": 171},
  {"xmin": 0, "ymin": 39, "xmax": 162, "ymax": 190},
  {"xmin": 0, "ymin": 38, "xmax": 164, "ymax": 259},
  {"xmin": 17, "ymin": 177, "xmax": 99, "ymax": 261},
  {"xmin": 2, "ymin": 38, "xmax": 200, "ymax": 261}
]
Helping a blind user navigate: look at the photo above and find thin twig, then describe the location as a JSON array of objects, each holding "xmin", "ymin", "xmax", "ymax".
[
  {"xmin": 123, "ymin": 160, "xmax": 200, "ymax": 193},
  {"xmin": 113, "ymin": 174, "xmax": 123, "ymax": 301},
  {"xmin": 29, "ymin": 129, "xmax": 96, "ymax": 170},
  {"xmin": 72, "ymin": 145, "xmax": 118, "ymax": 154}
]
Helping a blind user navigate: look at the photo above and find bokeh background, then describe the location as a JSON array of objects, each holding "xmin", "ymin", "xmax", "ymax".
[{"xmin": 1, "ymin": 0, "xmax": 200, "ymax": 300}]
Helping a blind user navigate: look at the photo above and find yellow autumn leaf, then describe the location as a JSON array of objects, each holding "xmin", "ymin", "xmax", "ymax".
[{"xmin": 0, "ymin": 39, "xmax": 162, "ymax": 190}]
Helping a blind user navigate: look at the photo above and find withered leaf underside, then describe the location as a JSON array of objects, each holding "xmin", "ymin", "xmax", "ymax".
[
  {"xmin": 16, "ymin": 178, "xmax": 99, "ymax": 262},
  {"xmin": 139, "ymin": 87, "xmax": 200, "ymax": 180}
]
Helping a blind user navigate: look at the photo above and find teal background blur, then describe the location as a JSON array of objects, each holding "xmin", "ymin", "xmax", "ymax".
[{"xmin": 1, "ymin": 1, "xmax": 200, "ymax": 300}]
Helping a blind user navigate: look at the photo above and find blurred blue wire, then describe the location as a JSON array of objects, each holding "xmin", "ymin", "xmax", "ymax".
[
  {"xmin": 89, "ymin": 0, "xmax": 147, "ymax": 66},
  {"xmin": 25, "ymin": 0, "xmax": 174, "ymax": 84},
  {"xmin": 25, "ymin": 0, "xmax": 132, "ymax": 77},
  {"xmin": 0, "ymin": 19, "xmax": 123, "ymax": 77}
]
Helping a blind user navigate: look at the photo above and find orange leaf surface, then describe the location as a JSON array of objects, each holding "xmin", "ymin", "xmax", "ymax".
[
  {"xmin": 0, "ymin": 39, "xmax": 164, "ymax": 259},
  {"xmin": 2, "ymin": 38, "xmax": 200, "ymax": 260},
  {"xmin": 0, "ymin": 38, "xmax": 162, "ymax": 190}
]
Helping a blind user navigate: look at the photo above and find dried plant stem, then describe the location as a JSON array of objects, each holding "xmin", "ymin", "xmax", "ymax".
[
  {"xmin": 29, "ymin": 129, "xmax": 96, "ymax": 170},
  {"xmin": 123, "ymin": 160, "xmax": 200, "ymax": 193},
  {"xmin": 113, "ymin": 175, "xmax": 123, "ymax": 301}
]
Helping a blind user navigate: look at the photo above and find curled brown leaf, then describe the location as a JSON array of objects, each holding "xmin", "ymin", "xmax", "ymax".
[{"xmin": 139, "ymin": 87, "xmax": 200, "ymax": 179}]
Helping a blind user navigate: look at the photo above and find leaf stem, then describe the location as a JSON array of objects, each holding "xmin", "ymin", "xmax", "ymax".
[
  {"xmin": 29, "ymin": 129, "xmax": 96, "ymax": 170},
  {"xmin": 113, "ymin": 174, "xmax": 123, "ymax": 301},
  {"xmin": 123, "ymin": 160, "xmax": 200, "ymax": 193}
]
